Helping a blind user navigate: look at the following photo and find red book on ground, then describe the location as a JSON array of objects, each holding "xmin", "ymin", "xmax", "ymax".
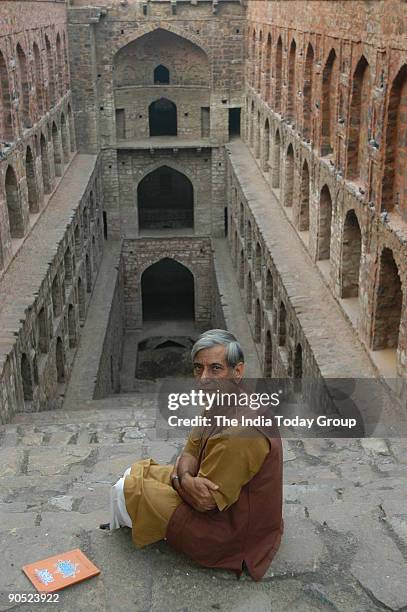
[{"xmin": 22, "ymin": 549, "xmax": 100, "ymax": 593}]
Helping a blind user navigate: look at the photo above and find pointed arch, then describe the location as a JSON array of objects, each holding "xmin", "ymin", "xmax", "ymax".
[
  {"xmin": 86, "ymin": 253, "xmax": 92, "ymax": 292},
  {"xmin": 5, "ymin": 165, "xmax": 24, "ymax": 238},
  {"xmin": 265, "ymin": 269, "xmax": 273, "ymax": 309},
  {"xmin": 56, "ymin": 33, "xmax": 63, "ymax": 98},
  {"xmin": 372, "ymin": 248, "xmax": 402, "ymax": 350},
  {"xmin": 287, "ymin": 39, "xmax": 297, "ymax": 123},
  {"xmin": 382, "ymin": 64, "xmax": 407, "ymax": 215},
  {"xmin": 255, "ymin": 241, "xmax": 262, "ymax": 281},
  {"xmin": 56, "ymin": 336, "xmax": 65, "ymax": 383},
  {"xmin": 32, "ymin": 42, "xmax": 44, "ymax": 116},
  {"xmin": 317, "ymin": 185, "xmax": 333, "ymax": 260},
  {"xmin": 275, "ymin": 37, "xmax": 283, "ymax": 113},
  {"xmin": 154, "ymin": 64, "xmax": 170, "ymax": 84},
  {"xmin": 62, "ymin": 32, "xmax": 69, "ymax": 92},
  {"xmin": 0, "ymin": 50, "xmax": 12, "ymax": 140},
  {"xmin": 347, "ymin": 56, "xmax": 370, "ymax": 181},
  {"xmin": 284, "ymin": 144, "xmax": 294, "ymax": 207},
  {"xmin": 299, "ymin": 159, "xmax": 310, "ymax": 231},
  {"xmin": 25, "ymin": 145, "xmax": 39, "ymax": 213},
  {"xmin": 40, "ymin": 133, "xmax": 51, "ymax": 194},
  {"xmin": 303, "ymin": 43, "xmax": 314, "ymax": 140},
  {"xmin": 265, "ymin": 33, "xmax": 272, "ymax": 103},
  {"xmin": 67, "ymin": 104, "xmax": 75, "ymax": 152},
  {"xmin": 340, "ymin": 209, "xmax": 361, "ymax": 298},
  {"xmin": 246, "ymin": 271, "xmax": 253, "ymax": 313},
  {"xmin": 321, "ymin": 49, "xmax": 338, "ymax": 156},
  {"xmin": 257, "ymin": 31, "xmax": 263, "ymax": 92},
  {"xmin": 68, "ymin": 304, "xmax": 77, "ymax": 348},
  {"xmin": 141, "ymin": 258, "xmax": 195, "ymax": 321},
  {"xmin": 77, "ymin": 276, "xmax": 85, "ymax": 322},
  {"xmin": 272, "ymin": 129, "xmax": 281, "ymax": 188},
  {"xmin": 114, "ymin": 28, "xmax": 210, "ymax": 88},
  {"xmin": 263, "ymin": 118, "xmax": 270, "ymax": 171},
  {"xmin": 239, "ymin": 249, "xmax": 244, "ymax": 288},
  {"xmin": 21, "ymin": 353, "xmax": 33, "ymax": 401},
  {"xmin": 137, "ymin": 165, "xmax": 193, "ymax": 230},
  {"xmin": 45, "ymin": 34, "xmax": 55, "ymax": 108},
  {"xmin": 60, "ymin": 113, "xmax": 70, "ymax": 163},
  {"xmin": 149, "ymin": 98, "xmax": 177, "ymax": 136},
  {"xmin": 16, "ymin": 44, "xmax": 30, "ymax": 127},
  {"xmin": 52, "ymin": 121, "xmax": 62, "ymax": 176}
]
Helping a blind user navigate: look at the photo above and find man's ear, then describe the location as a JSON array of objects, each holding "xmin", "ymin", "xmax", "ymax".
[{"xmin": 233, "ymin": 362, "xmax": 245, "ymax": 382}]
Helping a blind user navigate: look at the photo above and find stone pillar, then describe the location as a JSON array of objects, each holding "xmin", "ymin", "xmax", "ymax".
[{"xmin": 67, "ymin": 8, "xmax": 102, "ymax": 153}]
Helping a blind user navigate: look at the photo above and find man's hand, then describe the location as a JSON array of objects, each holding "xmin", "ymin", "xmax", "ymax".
[
  {"xmin": 181, "ymin": 473, "xmax": 219, "ymax": 512},
  {"xmin": 170, "ymin": 456, "xmax": 180, "ymax": 482}
]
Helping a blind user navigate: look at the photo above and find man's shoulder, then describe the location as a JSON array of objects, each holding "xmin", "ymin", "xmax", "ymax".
[{"xmin": 208, "ymin": 426, "xmax": 270, "ymax": 451}]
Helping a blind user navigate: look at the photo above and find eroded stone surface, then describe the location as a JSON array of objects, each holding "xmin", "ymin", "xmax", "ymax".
[{"xmin": 0, "ymin": 400, "xmax": 405, "ymax": 611}]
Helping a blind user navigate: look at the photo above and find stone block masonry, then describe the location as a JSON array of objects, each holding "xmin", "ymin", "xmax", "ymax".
[
  {"xmin": 122, "ymin": 237, "xmax": 213, "ymax": 329},
  {"xmin": 0, "ymin": 155, "xmax": 104, "ymax": 423},
  {"xmin": 244, "ymin": 0, "xmax": 407, "ymax": 381}
]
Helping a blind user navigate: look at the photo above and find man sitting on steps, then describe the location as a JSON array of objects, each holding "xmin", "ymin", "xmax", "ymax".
[{"xmin": 100, "ymin": 329, "xmax": 284, "ymax": 581}]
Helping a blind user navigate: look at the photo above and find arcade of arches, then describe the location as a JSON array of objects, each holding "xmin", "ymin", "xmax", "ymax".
[{"xmin": 0, "ymin": 0, "xmax": 406, "ymax": 424}]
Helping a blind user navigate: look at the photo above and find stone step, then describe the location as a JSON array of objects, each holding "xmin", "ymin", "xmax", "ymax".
[{"xmin": 0, "ymin": 422, "xmax": 152, "ymax": 448}]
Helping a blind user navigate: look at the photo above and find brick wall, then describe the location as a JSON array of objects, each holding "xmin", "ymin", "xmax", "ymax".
[{"xmin": 244, "ymin": 0, "xmax": 407, "ymax": 377}]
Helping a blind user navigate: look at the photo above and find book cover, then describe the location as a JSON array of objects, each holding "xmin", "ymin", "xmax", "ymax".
[{"xmin": 22, "ymin": 549, "xmax": 100, "ymax": 593}]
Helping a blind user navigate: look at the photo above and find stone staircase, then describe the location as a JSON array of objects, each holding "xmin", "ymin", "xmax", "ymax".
[{"xmin": 1, "ymin": 393, "xmax": 407, "ymax": 611}]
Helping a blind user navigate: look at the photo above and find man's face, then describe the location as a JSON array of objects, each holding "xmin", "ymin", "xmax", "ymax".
[{"xmin": 192, "ymin": 344, "xmax": 244, "ymax": 391}]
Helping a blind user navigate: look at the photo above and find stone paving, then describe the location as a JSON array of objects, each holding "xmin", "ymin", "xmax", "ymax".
[
  {"xmin": 1, "ymin": 392, "xmax": 407, "ymax": 612},
  {"xmin": 63, "ymin": 242, "xmax": 122, "ymax": 411},
  {"xmin": 226, "ymin": 141, "xmax": 378, "ymax": 380}
]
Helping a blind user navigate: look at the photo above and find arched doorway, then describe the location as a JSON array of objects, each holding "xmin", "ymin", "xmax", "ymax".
[
  {"xmin": 5, "ymin": 165, "xmax": 24, "ymax": 238},
  {"xmin": 382, "ymin": 64, "xmax": 407, "ymax": 216},
  {"xmin": 21, "ymin": 353, "xmax": 33, "ymax": 401},
  {"xmin": 340, "ymin": 210, "xmax": 361, "ymax": 298},
  {"xmin": 40, "ymin": 133, "xmax": 51, "ymax": 194},
  {"xmin": 284, "ymin": 145, "xmax": 294, "ymax": 207},
  {"xmin": 52, "ymin": 122, "xmax": 62, "ymax": 177},
  {"xmin": 321, "ymin": 49, "xmax": 337, "ymax": 156},
  {"xmin": 141, "ymin": 258, "xmax": 194, "ymax": 321},
  {"xmin": 317, "ymin": 185, "xmax": 333, "ymax": 260},
  {"xmin": 138, "ymin": 166, "xmax": 193, "ymax": 230},
  {"xmin": 56, "ymin": 336, "xmax": 65, "ymax": 383},
  {"xmin": 372, "ymin": 248, "xmax": 402, "ymax": 350},
  {"xmin": 68, "ymin": 304, "xmax": 77, "ymax": 348},
  {"xmin": 149, "ymin": 98, "xmax": 177, "ymax": 136},
  {"xmin": 299, "ymin": 160, "xmax": 310, "ymax": 231},
  {"xmin": 154, "ymin": 65, "xmax": 170, "ymax": 84},
  {"xmin": 25, "ymin": 146, "xmax": 39, "ymax": 213}
]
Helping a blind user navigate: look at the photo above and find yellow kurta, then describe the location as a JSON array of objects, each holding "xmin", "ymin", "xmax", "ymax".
[{"xmin": 123, "ymin": 426, "xmax": 270, "ymax": 547}]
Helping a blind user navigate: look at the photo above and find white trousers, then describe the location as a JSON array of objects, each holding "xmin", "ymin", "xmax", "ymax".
[{"xmin": 109, "ymin": 466, "xmax": 133, "ymax": 529}]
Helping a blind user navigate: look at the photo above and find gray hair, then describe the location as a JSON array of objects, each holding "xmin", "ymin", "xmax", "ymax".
[{"xmin": 191, "ymin": 329, "xmax": 244, "ymax": 368}]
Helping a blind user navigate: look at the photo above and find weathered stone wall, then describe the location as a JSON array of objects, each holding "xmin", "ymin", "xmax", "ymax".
[
  {"xmin": 121, "ymin": 237, "xmax": 213, "ymax": 329},
  {"xmin": 116, "ymin": 149, "xmax": 212, "ymax": 237},
  {"xmin": 114, "ymin": 86, "xmax": 210, "ymax": 141},
  {"xmin": 243, "ymin": 0, "xmax": 407, "ymax": 377},
  {"xmin": 68, "ymin": 0, "xmax": 245, "ymax": 151},
  {"xmin": 101, "ymin": 147, "xmax": 227, "ymax": 239},
  {"xmin": 211, "ymin": 265, "xmax": 227, "ymax": 330},
  {"xmin": 93, "ymin": 256, "xmax": 125, "ymax": 399},
  {"xmin": 0, "ymin": 1, "xmax": 75, "ymax": 276},
  {"xmin": 0, "ymin": 159, "xmax": 105, "ymax": 424}
]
